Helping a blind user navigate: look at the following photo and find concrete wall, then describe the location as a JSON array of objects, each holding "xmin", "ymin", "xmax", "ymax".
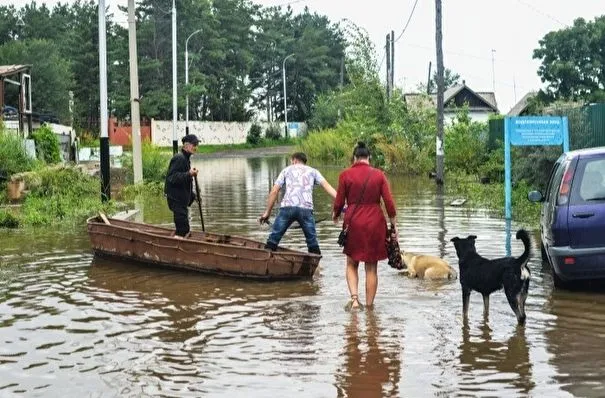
[{"xmin": 151, "ymin": 120, "xmax": 306, "ymax": 147}]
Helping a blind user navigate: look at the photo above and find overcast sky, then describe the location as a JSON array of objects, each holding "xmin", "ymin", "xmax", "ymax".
[{"xmin": 11, "ymin": 0, "xmax": 604, "ymax": 113}]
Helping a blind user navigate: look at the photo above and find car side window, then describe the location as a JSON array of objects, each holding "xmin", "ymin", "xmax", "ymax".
[
  {"xmin": 546, "ymin": 160, "xmax": 567, "ymax": 205},
  {"xmin": 573, "ymin": 159, "xmax": 605, "ymax": 203}
]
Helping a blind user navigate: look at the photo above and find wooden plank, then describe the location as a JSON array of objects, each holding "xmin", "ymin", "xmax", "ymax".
[{"xmin": 99, "ymin": 212, "xmax": 111, "ymax": 225}]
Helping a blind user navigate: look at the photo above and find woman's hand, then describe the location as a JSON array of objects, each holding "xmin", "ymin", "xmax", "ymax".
[{"xmin": 331, "ymin": 211, "xmax": 339, "ymax": 225}]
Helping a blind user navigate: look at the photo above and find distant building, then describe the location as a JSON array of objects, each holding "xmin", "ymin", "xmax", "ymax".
[
  {"xmin": 507, "ymin": 92, "xmax": 538, "ymax": 116},
  {"xmin": 404, "ymin": 81, "xmax": 499, "ymax": 124}
]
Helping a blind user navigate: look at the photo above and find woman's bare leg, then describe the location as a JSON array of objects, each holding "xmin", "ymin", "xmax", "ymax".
[
  {"xmin": 346, "ymin": 256, "xmax": 361, "ymax": 308},
  {"xmin": 365, "ymin": 262, "xmax": 378, "ymax": 307}
]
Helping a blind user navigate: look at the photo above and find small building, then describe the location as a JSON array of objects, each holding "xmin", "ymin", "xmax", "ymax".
[
  {"xmin": 0, "ymin": 64, "xmax": 33, "ymax": 134},
  {"xmin": 404, "ymin": 81, "xmax": 499, "ymax": 124},
  {"xmin": 507, "ymin": 92, "xmax": 538, "ymax": 116}
]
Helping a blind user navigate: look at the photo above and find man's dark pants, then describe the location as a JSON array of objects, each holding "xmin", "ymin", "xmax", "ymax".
[{"xmin": 168, "ymin": 199, "xmax": 189, "ymax": 237}]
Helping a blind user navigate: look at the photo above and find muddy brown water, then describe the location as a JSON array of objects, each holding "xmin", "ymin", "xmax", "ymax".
[{"xmin": 1, "ymin": 155, "xmax": 604, "ymax": 397}]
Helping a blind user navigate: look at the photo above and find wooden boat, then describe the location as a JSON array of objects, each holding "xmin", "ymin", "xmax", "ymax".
[{"xmin": 87, "ymin": 215, "xmax": 321, "ymax": 280}]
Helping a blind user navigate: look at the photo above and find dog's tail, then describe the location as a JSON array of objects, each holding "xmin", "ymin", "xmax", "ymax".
[{"xmin": 515, "ymin": 229, "xmax": 531, "ymax": 266}]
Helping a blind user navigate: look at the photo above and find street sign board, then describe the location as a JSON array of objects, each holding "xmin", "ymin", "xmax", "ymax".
[{"xmin": 509, "ymin": 116, "xmax": 565, "ymax": 146}]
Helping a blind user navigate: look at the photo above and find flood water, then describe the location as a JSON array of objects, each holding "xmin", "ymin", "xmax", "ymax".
[{"xmin": 1, "ymin": 155, "xmax": 605, "ymax": 397}]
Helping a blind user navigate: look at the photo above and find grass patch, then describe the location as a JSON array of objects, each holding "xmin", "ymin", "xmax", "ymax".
[
  {"xmin": 19, "ymin": 166, "xmax": 116, "ymax": 226},
  {"xmin": 446, "ymin": 173, "xmax": 540, "ymax": 227}
]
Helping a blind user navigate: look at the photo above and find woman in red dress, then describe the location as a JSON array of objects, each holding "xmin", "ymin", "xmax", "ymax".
[{"xmin": 332, "ymin": 142, "xmax": 397, "ymax": 310}]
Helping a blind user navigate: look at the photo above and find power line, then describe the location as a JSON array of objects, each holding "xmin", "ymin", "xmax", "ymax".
[
  {"xmin": 268, "ymin": 0, "xmax": 307, "ymax": 7},
  {"xmin": 515, "ymin": 0, "xmax": 568, "ymax": 27},
  {"xmin": 394, "ymin": 0, "xmax": 420, "ymax": 42}
]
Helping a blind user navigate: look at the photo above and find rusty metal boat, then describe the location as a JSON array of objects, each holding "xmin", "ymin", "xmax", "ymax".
[{"xmin": 87, "ymin": 215, "xmax": 321, "ymax": 280}]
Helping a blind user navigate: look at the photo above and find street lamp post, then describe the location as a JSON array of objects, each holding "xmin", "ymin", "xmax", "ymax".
[
  {"xmin": 185, "ymin": 29, "xmax": 202, "ymax": 135},
  {"xmin": 282, "ymin": 53, "xmax": 294, "ymax": 139}
]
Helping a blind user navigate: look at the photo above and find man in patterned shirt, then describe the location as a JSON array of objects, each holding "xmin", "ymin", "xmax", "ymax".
[{"xmin": 259, "ymin": 152, "xmax": 337, "ymax": 255}]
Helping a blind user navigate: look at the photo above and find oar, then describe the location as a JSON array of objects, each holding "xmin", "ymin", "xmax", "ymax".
[{"xmin": 194, "ymin": 175, "xmax": 205, "ymax": 232}]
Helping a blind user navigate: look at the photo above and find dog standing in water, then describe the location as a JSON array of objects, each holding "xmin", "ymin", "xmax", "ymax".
[
  {"xmin": 450, "ymin": 229, "xmax": 531, "ymax": 325},
  {"xmin": 400, "ymin": 252, "xmax": 458, "ymax": 280}
]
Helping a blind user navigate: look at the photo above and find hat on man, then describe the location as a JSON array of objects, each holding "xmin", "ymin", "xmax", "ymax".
[{"xmin": 182, "ymin": 134, "xmax": 200, "ymax": 145}]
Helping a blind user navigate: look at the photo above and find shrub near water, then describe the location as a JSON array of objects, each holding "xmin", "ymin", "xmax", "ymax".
[
  {"xmin": 121, "ymin": 141, "xmax": 171, "ymax": 183},
  {"xmin": 0, "ymin": 129, "xmax": 37, "ymax": 177},
  {"xmin": 32, "ymin": 125, "xmax": 61, "ymax": 164},
  {"xmin": 20, "ymin": 166, "xmax": 114, "ymax": 226}
]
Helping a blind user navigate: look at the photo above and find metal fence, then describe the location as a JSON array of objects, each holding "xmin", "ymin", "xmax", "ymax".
[{"xmin": 488, "ymin": 103, "xmax": 605, "ymax": 150}]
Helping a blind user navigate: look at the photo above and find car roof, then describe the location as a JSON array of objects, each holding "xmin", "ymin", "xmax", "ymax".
[{"xmin": 564, "ymin": 146, "xmax": 605, "ymax": 160}]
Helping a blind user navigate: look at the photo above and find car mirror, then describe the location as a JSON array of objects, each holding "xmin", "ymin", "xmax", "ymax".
[{"xmin": 527, "ymin": 190, "xmax": 544, "ymax": 203}]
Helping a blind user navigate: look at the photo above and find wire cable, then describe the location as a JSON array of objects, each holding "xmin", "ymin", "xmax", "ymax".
[{"xmin": 394, "ymin": 0, "xmax": 420, "ymax": 43}]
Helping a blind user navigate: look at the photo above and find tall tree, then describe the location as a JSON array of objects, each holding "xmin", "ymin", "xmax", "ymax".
[{"xmin": 534, "ymin": 16, "xmax": 605, "ymax": 103}]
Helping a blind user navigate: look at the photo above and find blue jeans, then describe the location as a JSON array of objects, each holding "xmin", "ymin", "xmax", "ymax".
[{"xmin": 266, "ymin": 206, "xmax": 320, "ymax": 254}]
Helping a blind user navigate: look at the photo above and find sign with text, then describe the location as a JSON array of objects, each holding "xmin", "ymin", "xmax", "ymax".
[
  {"xmin": 509, "ymin": 116, "xmax": 565, "ymax": 146},
  {"xmin": 502, "ymin": 115, "xmax": 569, "ymax": 255},
  {"xmin": 503, "ymin": 116, "xmax": 569, "ymax": 232}
]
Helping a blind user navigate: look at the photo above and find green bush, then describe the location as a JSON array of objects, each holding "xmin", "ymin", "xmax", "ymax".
[
  {"xmin": 297, "ymin": 129, "xmax": 355, "ymax": 164},
  {"xmin": 444, "ymin": 109, "xmax": 488, "ymax": 174},
  {"xmin": 121, "ymin": 141, "xmax": 171, "ymax": 183},
  {"xmin": 0, "ymin": 209, "xmax": 20, "ymax": 228},
  {"xmin": 20, "ymin": 166, "xmax": 115, "ymax": 225},
  {"xmin": 246, "ymin": 123, "xmax": 262, "ymax": 146},
  {"xmin": 264, "ymin": 124, "xmax": 282, "ymax": 140},
  {"xmin": 32, "ymin": 125, "xmax": 61, "ymax": 164},
  {"xmin": 0, "ymin": 129, "xmax": 36, "ymax": 177}
]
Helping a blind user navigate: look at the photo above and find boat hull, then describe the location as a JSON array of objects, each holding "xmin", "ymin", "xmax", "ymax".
[{"xmin": 87, "ymin": 216, "xmax": 321, "ymax": 280}]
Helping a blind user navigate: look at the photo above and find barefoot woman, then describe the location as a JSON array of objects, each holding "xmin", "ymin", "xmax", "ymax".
[{"xmin": 332, "ymin": 142, "xmax": 397, "ymax": 310}]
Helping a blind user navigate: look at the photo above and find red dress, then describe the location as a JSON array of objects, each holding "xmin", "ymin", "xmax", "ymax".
[{"xmin": 333, "ymin": 163, "xmax": 397, "ymax": 262}]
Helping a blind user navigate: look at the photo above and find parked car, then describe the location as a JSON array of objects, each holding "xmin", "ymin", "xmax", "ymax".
[{"xmin": 528, "ymin": 147, "xmax": 605, "ymax": 287}]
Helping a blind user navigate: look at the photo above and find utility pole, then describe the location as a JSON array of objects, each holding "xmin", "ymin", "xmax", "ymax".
[
  {"xmin": 491, "ymin": 49, "xmax": 496, "ymax": 93},
  {"xmin": 426, "ymin": 61, "xmax": 432, "ymax": 94},
  {"xmin": 171, "ymin": 0, "xmax": 178, "ymax": 154},
  {"xmin": 385, "ymin": 34, "xmax": 391, "ymax": 100},
  {"xmin": 282, "ymin": 53, "xmax": 294, "ymax": 138},
  {"xmin": 98, "ymin": 0, "xmax": 110, "ymax": 201},
  {"xmin": 128, "ymin": 0, "xmax": 142, "ymax": 184},
  {"xmin": 390, "ymin": 30, "xmax": 395, "ymax": 92},
  {"xmin": 435, "ymin": 0, "xmax": 445, "ymax": 185}
]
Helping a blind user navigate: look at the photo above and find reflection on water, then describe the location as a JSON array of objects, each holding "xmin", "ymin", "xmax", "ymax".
[
  {"xmin": 458, "ymin": 321, "xmax": 533, "ymax": 396},
  {"xmin": 335, "ymin": 311, "xmax": 401, "ymax": 398},
  {"xmin": 2, "ymin": 154, "xmax": 605, "ymax": 396}
]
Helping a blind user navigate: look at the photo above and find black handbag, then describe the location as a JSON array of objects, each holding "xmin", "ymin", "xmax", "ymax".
[
  {"xmin": 386, "ymin": 224, "xmax": 403, "ymax": 269},
  {"xmin": 337, "ymin": 228, "xmax": 348, "ymax": 247},
  {"xmin": 337, "ymin": 171, "xmax": 373, "ymax": 247}
]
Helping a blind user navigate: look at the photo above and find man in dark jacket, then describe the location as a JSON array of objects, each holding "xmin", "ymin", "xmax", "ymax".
[{"xmin": 164, "ymin": 134, "xmax": 199, "ymax": 237}]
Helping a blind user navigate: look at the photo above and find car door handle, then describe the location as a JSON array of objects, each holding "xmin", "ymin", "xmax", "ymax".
[{"xmin": 572, "ymin": 212, "xmax": 594, "ymax": 218}]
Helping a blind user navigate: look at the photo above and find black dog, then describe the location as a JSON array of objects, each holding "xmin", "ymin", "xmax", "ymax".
[{"xmin": 450, "ymin": 229, "xmax": 531, "ymax": 325}]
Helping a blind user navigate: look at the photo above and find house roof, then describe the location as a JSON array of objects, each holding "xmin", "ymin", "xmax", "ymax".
[
  {"xmin": 404, "ymin": 83, "xmax": 499, "ymax": 112},
  {"xmin": 0, "ymin": 65, "xmax": 31, "ymax": 78},
  {"xmin": 507, "ymin": 91, "xmax": 537, "ymax": 116}
]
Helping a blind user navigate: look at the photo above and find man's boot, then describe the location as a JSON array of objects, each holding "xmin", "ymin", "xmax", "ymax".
[{"xmin": 308, "ymin": 246, "xmax": 321, "ymax": 255}]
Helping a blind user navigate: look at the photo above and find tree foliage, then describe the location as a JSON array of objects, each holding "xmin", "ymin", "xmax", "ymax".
[
  {"xmin": 0, "ymin": 0, "xmax": 346, "ymax": 134},
  {"xmin": 533, "ymin": 16, "xmax": 605, "ymax": 103}
]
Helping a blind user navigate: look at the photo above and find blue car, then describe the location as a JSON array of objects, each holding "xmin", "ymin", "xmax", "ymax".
[{"xmin": 528, "ymin": 147, "xmax": 605, "ymax": 287}]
